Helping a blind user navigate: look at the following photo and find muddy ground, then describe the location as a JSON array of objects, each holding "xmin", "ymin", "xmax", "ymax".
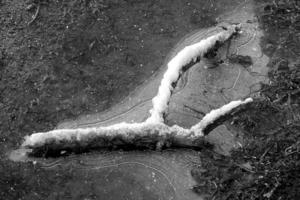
[
  {"xmin": 191, "ymin": 1, "xmax": 300, "ymax": 199},
  {"xmin": 0, "ymin": 0, "xmax": 299, "ymax": 200}
]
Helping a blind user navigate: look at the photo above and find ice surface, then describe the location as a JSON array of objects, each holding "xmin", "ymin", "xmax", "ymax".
[{"xmin": 21, "ymin": 24, "xmax": 252, "ymax": 152}]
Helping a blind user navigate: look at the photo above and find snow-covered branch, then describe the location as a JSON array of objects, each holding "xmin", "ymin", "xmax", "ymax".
[
  {"xmin": 22, "ymin": 122, "xmax": 198, "ymax": 152},
  {"xmin": 190, "ymin": 98, "xmax": 253, "ymax": 136},
  {"xmin": 146, "ymin": 25, "xmax": 239, "ymax": 123},
  {"xmin": 21, "ymin": 98, "xmax": 252, "ymax": 155},
  {"xmin": 19, "ymin": 24, "xmax": 252, "ymax": 157}
]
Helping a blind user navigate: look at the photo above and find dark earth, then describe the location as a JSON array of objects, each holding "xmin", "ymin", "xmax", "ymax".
[{"xmin": 0, "ymin": 0, "xmax": 299, "ymax": 200}]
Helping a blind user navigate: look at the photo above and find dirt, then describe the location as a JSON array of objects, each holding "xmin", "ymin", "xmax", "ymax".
[
  {"xmin": 190, "ymin": 0, "xmax": 300, "ymax": 199},
  {"xmin": 0, "ymin": 0, "xmax": 299, "ymax": 200}
]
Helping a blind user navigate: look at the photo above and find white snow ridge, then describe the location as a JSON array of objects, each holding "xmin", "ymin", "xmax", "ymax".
[{"xmin": 20, "ymin": 24, "xmax": 253, "ymax": 155}]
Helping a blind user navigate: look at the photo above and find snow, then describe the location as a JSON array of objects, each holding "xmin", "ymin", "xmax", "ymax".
[
  {"xmin": 146, "ymin": 26, "xmax": 238, "ymax": 123},
  {"xmin": 190, "ymin": 98, "xmax": 253, "ymax": 136},
  {"xmin": 21, "ymin": 97, "xmax": 252, "ymax": 149},
  {"xmin": 22, "ymin": 122, "xmax": 192, "ymax": 148}
]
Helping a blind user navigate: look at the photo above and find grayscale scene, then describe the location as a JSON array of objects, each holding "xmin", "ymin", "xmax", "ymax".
[{"xmin": 0, "ymin": 0, "xmax": 299, "ymax": 199}]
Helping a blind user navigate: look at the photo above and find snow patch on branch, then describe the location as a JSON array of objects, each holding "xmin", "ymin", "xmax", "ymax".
[
  {"xmin": 21, "ymin": 97, "xmax": 252, "ymax": 150},
  {"xmin": 146, "ymin": 26, "xmax": 238, "ymax": 123},
  {"xmin": 22, "ymin": 122, "xmax": 192, "ymax": 149},
  {"xmin": 190, "ymin": 98, "xmax": 253, "ymax": 136}
]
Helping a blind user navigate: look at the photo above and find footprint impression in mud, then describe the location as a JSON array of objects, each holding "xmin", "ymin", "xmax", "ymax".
[{"xmin": 10, "ymin": 2, "xmax": 270, "ymax": 200}]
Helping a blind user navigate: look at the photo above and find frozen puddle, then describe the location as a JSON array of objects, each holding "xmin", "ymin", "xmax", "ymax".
[
  {"xmin": 11, "ymin": 1, "xmax": 269, "ymax": 200},
  {"xmin": 21, "ymin": 150, "xmax": 202, "ymax": 200}
]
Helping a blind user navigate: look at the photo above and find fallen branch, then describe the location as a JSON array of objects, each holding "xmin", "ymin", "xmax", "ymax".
[
  {"xmin": 146, "ymin": 24, "xmax": 240, "ymax": 123},
  {"xmin": 21, "ymin": 98, "xmax": 252, "ymax": 157},
  {"xmin": 18, "ymin": 24, "xmax": 252, "ymax": 157},
  {"xmin": 21, "ymin": 123, "xmax": 206, "ymax": 157},
  {"xmin": 28, "ymin": 3, "xmax": 40, "ymax": 25}
]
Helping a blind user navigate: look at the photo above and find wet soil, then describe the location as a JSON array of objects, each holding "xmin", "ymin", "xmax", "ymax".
[{"xmin": 191, "ymin": 0, "xmax": 300, "ymax": 199}]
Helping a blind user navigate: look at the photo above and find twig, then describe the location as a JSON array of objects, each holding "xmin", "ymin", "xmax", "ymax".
[
  {"xmin": 183, "ymin": 104, "xmax": 206, "ymax": 115},
  {"xmin": 285, "ymin": 141, "xmax": 300, "ymax": 156},
  {"xmin": 259, "ymin": 146, "xmax": 272, "ymax": 162},
  {"xmin": 231, "ymin": 68, "xmax": 241, "ymax": 90},
  {"xmin": 273, "ymin": 0, "xmax": 278, "ymax": 8},
  {"xmin": 263, "ymin": 178, "xmax": 280, "ymax": 199},
  {"xmin": 234, "ymin": 162, "xmax": 255, "ymax": 173},
  {"xmin": 226, "ymin": 67, "xmax": 241, "ymax": 91},
  {"xmin": 28, "ymin": 3, "xmax": 41, "ymax": 25}
]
